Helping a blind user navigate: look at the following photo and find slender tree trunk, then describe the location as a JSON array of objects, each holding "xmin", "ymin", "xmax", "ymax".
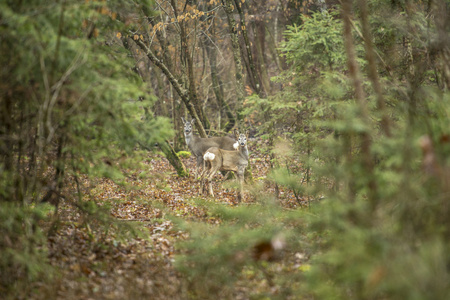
[
  {"xmin": 0, "ymin": 93, "xmax": 16, "ymax": 203},
  {"xmin": 1, "ymin": 95, "xmax": 13, "ymax": 174},
  {"xmin": 143, "ymin": 7, "xmax": 174, "ymax": 71},
  {"xmin": 53, "ymin": 134, "xmax": 66, "ymax": 207},
  {"xmin": 130, "ymin": 37, "xmax": 207, "ymax": 138},
  {"xmin": 145, "ymin": 12, "xmax": 184, "ymax": 149},
  {"xmin": 159, "ymin": 140, "xmax": 189, "ymax": 177},
  {"xmin": 272, "ymin": 3, "xmax": 285, "ymax": 71},
  {"xmin": 221, "ymin": 0, "xmax": 253, "ymax": 182},
  {"xmin": 253, "ymin": 19, "xmax": 271, "ymax": 97},
  {"xmin": 141, "ymin": 91, "xmax": 188, "ymax": 177},
  {"xmin": 120, "ymin": 36, "xmax": 192, "ymax": 176},
  {"xmin": 342, "ymin": 0, "xmax": 377, "ymax": 208},
  {"xmin": 171, "ymin": 0, "xmax": 210, "ymax": 129},
  {"xmin": 172, "ymin": 91, "xmax": 184, "ymax": 151},
  {"xmin": 432, "ymin": 0, "xmax": 450, "ymax": 90},
  {"xmin": 233, "ymin": 0, "xmax": 262, "ymax": 96},
  {"xmin": 358, "ymin": 0, "xmax": 391, "ymax": 137},
  {"xmin": 203, "ymin": 32, "xmax": 236, "ymax": 132},
  {"xmin": 145, "ymin": 5, "xmax": 210, "ymax": 135},
  {"xmin": 221, "ymin": 0, "xmax": 245, "ymax": 124}
]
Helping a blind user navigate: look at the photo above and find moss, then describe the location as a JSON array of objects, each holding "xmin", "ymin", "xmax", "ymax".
[{"xmin": 177, "ymin": 151, "xmax": 192, "ymax": 159}]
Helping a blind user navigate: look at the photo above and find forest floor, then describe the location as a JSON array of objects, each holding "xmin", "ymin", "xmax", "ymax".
[{"xmin": 31, "ymin": 139, "xmax": 311, "ymax": 299}]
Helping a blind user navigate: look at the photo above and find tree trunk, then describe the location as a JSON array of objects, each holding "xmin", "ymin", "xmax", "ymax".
[
  {"xmin": 130, "ymin": 37, "xmax": 208, "ymax": 138},
  {"xmin": 121, "ymin": 36, "xmax": 191, "ymax": 176},
  {"xmin": 233, "ymin": 0, "xmax": 262, "ymax": 96},
  {"xmin": 253, "ymin": 20, "xmax": 271, "ymax": 97},
  {"xmin": 358, "ymin": 0, "xmax": 391, "ymax": 137},
  {"xmin": 172, "ymin": 90, "xmax": 184, "ymax": 152},
  {"xmin": 342, "ymin": 0, "xmax": 377, "ymax": 208},
  {"xmin": 203, "ymin": 31, "xmax": 236, "ymax": 132},
  {"xmin": 431, "ymin": 0, "xmax": 450, "ymax": 90},
  {"xmin": 145, "ymin": 12, "xmax": 186, "ymax": 150},
  {"xmin": 221, "ymin": 0, "xmax": 246, "ymax": 124},
  {"xmin": 158, "ymin": 140, "xmax": 189, "ymax": 177},
  {"xmin": 221, "ymin": 0, "xmax": 254, "ymax": 181},
  {"xmin": 171, "ymin": 0, "xmax": 210, "ymax": 130}
]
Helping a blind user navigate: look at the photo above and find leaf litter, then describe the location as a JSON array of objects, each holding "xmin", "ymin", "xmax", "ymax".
[{"xmin": 33, "ymin": 139, "xmax": 311, "ymax": 299}]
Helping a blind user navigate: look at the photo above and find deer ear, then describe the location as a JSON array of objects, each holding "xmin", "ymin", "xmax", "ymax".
[
  {"xmin": 191, "ymin": 118, "xmax": 196, "ymax": 124},
  {"xmin": 245, "ymin": 130, "xmax": 249, "ymax": 137},
  {"xmin": 181, "ymin": 117, "xmax": 186, "ymax": 123},
  {"xmin": 234, "ymin": 128, "xmax": 239, "ymax": 138}
]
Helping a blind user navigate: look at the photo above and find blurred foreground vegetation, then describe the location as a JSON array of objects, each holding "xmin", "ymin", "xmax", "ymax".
[{"xmin": 1, "ymin": 0, "xmax": 450, "ymax": 299}]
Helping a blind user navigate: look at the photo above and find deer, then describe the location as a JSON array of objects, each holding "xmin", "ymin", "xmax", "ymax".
[
  {"xmin": 181, "ymin": 117, "xmax": 237, "ymax": 179},
  {"xmin": 201, "ymin": 129, "xmax": 249, "ymax": 203}
]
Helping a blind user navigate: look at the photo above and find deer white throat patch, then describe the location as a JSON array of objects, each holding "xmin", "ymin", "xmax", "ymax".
[
  {"xmin": 233, "ymin": 142, "xmax": 239, "ymax": 150},
  {"xmin": 204, "ymin": 152, "xmax": 215, "ymax": 161}
]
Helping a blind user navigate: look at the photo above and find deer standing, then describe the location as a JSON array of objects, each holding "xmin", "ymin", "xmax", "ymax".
[
  {"xmin": 181, "ymin": 117, "xmax": 237, "ymax": 178},
  {"xmin": 201, "ymin": 130, "xmax": 249, "ymax": 202}
]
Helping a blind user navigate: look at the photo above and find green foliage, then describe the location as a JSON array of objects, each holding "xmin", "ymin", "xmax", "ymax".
[
  {"xmin": 0, "ymin": 0, "xmax": 169, "ymax": 196},
  {"xmin": 303, "ymin": 89, "xmax": 450, "ymax": 298},
  {"xmin": 243, "ymin": 11, "xmax": 356, "ymax": 200},
  {"xmin": 175, "ymin": 2, "xmax": 450, "ymax": 299},
  {"xmin": 174, "ymin": 200, "xmax": 308, "ymax": 299},
  {"xmin": 0, "ymin": 0, "xmax": 166, "ymax": 296},
  {"xmin": 280, "ymin": 11, "xmax": 347, "ymax": 72},
  {"xmin": 284, "ymin": 3, "xmax": 450, "ymax": 299},
  {"xmin": 1, "ymin": 0, "xmax": 449, "ymax": 298},
  {"xmin": 0, "ymin": 203, "xmax": 52, "ymax": 295}
]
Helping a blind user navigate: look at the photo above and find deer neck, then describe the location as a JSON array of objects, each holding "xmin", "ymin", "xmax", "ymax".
[
  {"xmin": 238, "ymin": 145, "xmax": 249, "ymax": 161},
  {"xmin": 184, "ymin": 131, "xmax": 194, "ymax": 146}
]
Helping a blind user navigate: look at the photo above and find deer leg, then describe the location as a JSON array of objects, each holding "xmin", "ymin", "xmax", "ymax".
[
  {"xmin": 199, "ymin": 160, "xmax": 205, "ymax": 195},
  {"xmin": 207, "ymin": 178, "xmax": 214, "ymax": 197},
  {"xmin": 205, "ymin": 173, "xmax": 214, "ymax": 197},
  {"xmin": 200, "ymin": 160, "xmax": 211, "ymax": 195},
  {"xmin": 236, "ymin": 173, "xmax": 242, "ymax": 203},
  {"xmin": 207, "ymin": 165, "xmax": 221, "ymax": 197},
  {"xmin": 236, "ymin": 167, "xmax": 245, "ymax": 203},
  {"xmin": 199, "ymin": 157, "xmax": 205, "ymax": 180},
  {"xmin": 199, "ymin": 171, "xmax": 205, "ymax": 195},
  {"xmin": 207, "ymin": 173, "xmax": 215, "ymax": 197},
  {"xmin": 201, "ymin": 179, "xmax": 209, "ymax": 196},
  {"xmin": 200, "ymin": 159, "xmax": 209, "ymax": 179},
  {"xmin": 195, "ymin": 156, "xmax": 203, "ymax": 179}
]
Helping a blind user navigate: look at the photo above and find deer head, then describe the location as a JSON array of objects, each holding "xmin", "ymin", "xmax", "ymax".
[
  {"xmin": 181, "ymin": 117, "xmax": 195, "ymax": 136},
  {"xmin": 234, "ymin": 129, "xmax": 249, "ymax": 150}
]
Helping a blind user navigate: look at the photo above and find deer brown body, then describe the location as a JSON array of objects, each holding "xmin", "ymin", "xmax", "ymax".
[
  {"xmin": 202, "ymin": 130, "xmax": 249, "ymax": 202},
  {"xmin": 181, "ymin": 117, "xmax": 237, "ymax": 178}
]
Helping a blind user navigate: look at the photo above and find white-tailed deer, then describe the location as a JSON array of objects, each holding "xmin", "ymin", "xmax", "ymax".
[
  {"xmin": 201, "ymin": 130, "xmax": 249, "ymax": 202},
  {"xmin": 181, "ymin": 117, "xmax": 237, "ymax": 178}
]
